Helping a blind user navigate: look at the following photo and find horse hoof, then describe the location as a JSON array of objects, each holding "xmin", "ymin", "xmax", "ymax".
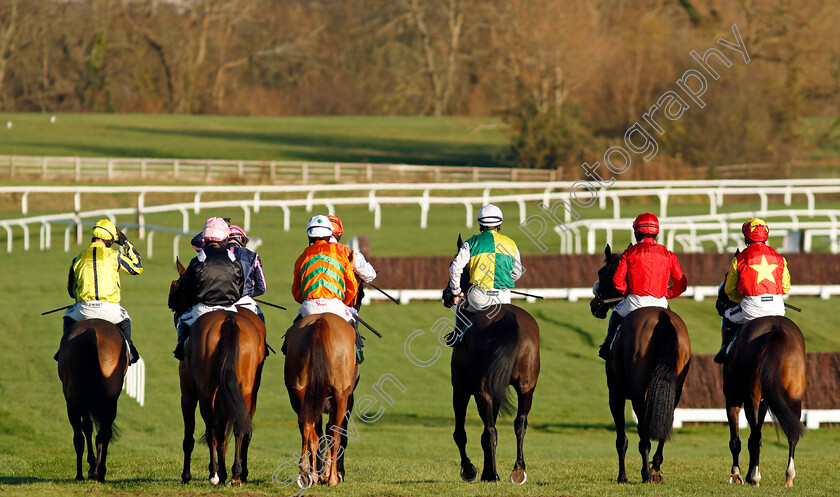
[
  {"xmin": 75, "ymin": 475, "xmax": 84, "ymax": 481},
  {"xmin": 651, "ymin": 470, "xmax": 662, "ymax": 484},
  {"xmin": 460, "ymin": 464, "xmax": 477, "ymax": 482},
  {"xmin": 729, "ymin": 474, "xmax": 744, "ymax": 484},
  {"xmin": 227, "ymin": 478, "xmax": 242, "ymax": 487},
  {"xmin": 209, "ymin": 473, "xmax": 220, "ymax": 486},
  {"xmin": 297, "ymin": 474, "xmax": 312, "ymax": 489},
  {"xmin": 510, "ymin": 469, "xmax": 527, "ymax": 485},
  {"xmin": 481, "ymin": 473, "xmax": 500, "ymax": 482},
  {"xmin": 338, "ymin": 473, "xmax": 344, "ymax": 483}
]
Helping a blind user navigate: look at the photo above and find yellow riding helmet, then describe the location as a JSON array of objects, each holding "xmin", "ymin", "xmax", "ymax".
[{"xmin": 91, "ymin": 219, "xmax": 117, "ymax": 241}]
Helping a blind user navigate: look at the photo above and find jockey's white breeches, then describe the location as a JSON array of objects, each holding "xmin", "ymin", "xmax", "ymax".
[
  {"xmin": 178, "ymin": 302, "xmax": 238, "ymax": 329},
  {"xmin": 298, "ymin": 298, "xmax": 354, "ymax": 323},
  {"xmin": 614, "ymin": 294, "xmax": 668, "ymax": 318},
  {"xmin": 464, "ymin": 286, "xmax": 511, "ymax": 313},
  {"xmin": 65, "ymin": 301, "xmax": 129, "ymax": 324},
  {"xmin": 725, "ymin": 294, "xmax": 785, "ymax": 324},
  {"xmin": 234, "ymin": 295, "xmax": 263, "ymax": 319}
]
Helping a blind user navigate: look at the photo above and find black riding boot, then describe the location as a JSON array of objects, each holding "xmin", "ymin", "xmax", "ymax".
[
  {"xmin": 116, "ymin": 319, "xmax": 139, "ymax": 365},
  {"xmin": 714, "ymin": 318, "xmax": 741, "ymax": 364},
  {"xmin": 352, "ymin": 319, "xmax": 364, "ymax": 365},
  {"xmin": 173, "ymin": 321, "xmax": 188, "ymax": 361},
  {"xmin": 445, "ymin": 307, "xmax": 474, "ymax": 347},
  {"xmin": 598, "ymin": 312, "xmax": 623, "ymax": 360},
  {"xmin": 54, "ymin": 316, "xmax": 75, "ymax": 361}
]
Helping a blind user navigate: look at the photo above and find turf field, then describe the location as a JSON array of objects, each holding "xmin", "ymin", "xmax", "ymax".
[
  {"xmin": 0, "ymin": 113, "xmax": 508, "ymax": 167},
  {"xmin": 2, "ymin": 200, "xmax": 840, "ymax": 497}
]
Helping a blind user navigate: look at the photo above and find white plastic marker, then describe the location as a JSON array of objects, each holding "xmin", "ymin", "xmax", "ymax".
[
  {"xmin": 50, "ymin": 115, "xmax": 56, "ymax": 123},
  {"xmin": 5, "ymin": 121, "xmax": 11, "ymax": 129}
]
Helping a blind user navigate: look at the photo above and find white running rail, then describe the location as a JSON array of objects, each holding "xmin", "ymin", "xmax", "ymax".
[{"xmin": 123, "ymin": 358, "xmax": 145, "ymax": 407}]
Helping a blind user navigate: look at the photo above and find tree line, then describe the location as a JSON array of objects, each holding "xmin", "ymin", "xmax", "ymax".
[{"xmin": 0, "ymin": 0, "xmax": 838, "ymax": 173}]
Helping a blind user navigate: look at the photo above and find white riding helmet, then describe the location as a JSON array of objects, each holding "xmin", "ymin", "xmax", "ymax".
[
  {"xmin": 477, "ymin": 204, "xmax": 503, "ymax": 227},
  {"xmin": 306, "ymin": 215, "xmax": 333, "ymax": 238}
]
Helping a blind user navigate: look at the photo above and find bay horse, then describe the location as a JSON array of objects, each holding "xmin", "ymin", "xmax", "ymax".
[
  {"xmin": 169, "ymin": 259, "xmax": 267, "ymax": 487},
  {"xmin": 57, "ymin": 318, "xmax": 128, "ymax": 482},
  {"xmin": 590, "ymin": 244, "xmax": 691, "ymax": 484},
  {"xmin": 284, "ymin": 312, "xmax": 359, "ymax": 488},
  {"xmin": 446, "ymin": 235, "xmax": 540, "ymax": 484},
  {"xmin": 716, "ymin": 279, "xmax": 806, "ymax": 487}
]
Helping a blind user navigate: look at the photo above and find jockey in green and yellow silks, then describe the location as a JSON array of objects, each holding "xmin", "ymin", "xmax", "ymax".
[{"xmin": 446, "ymin": 204, "xmax": 525, "ymax": 346}]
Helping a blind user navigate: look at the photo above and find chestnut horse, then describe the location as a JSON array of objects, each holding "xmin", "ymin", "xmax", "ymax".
[
  {"xmin": 591, "ymin": 244, "xmax": 691, "ymax": 484},
  {"xmin": 284, "ymin": 313, "xmax": 359, "ymax": 488},
  {"xmin": 716, "ymin": 282, "xmax": 806, "ymax": 487},
  {"xmin": 169, "ymin": 260, "xmax": 266, "ymax": 487},
  {"xmin": 446, "ymin": 235, "xmax": 540, "ymax": 484},
  {"xmin": 57, "ymin": 319, "xmax": 128, "ymax": 482}
]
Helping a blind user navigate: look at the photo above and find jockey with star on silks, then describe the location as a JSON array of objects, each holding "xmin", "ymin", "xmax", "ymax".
[
  {"xmin": 172, "ymin": 217, "xmax": 244, "ymax": 360},
  {"xmin": 289, "ymin": 215, "xmax": 364, "ymax": 363},
  {"xmin": 58, "ymin": 219, "xmax": 143, "ymax": 364},
  {"xmin": 446, "ymin": 204, "xmax": 525, "ymax": 347},
  {"xmin": 226, "ymin": 224, "xmax": 267, "ymax": 323},
  {"xmin": 599, "ymin": 212, "xmax": 687, "ymax": 360},
  {"xmin": 714, "ymin": 218, "xmax": 791, "ymax": 363}
]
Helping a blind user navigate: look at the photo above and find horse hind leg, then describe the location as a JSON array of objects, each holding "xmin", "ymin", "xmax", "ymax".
[
  {"xmin": 510, "ymin": 386, "xmax": 534, "ymax": 485},
  {"xmin": 609, "ymin": 389, "xmax": 629, "ymax": 484},
  {"xmin": 180, "ymin": 374, "xmax": 198, "ymax": 483},
  {"xmin": 92, "ymin": 400, "xmax": 118, "ymax": 483},
  {"xmin": 475, "ymin": 393, "xmax": 500, "ymax": 482},
  {"xmin": 324, "ymin": 393, "xmax": 349, "ymax": 487},
  {"xmin": 745, "ymin": 400, "xmax": 766, "ymax": 487},
  {"xmin": 650, "ymin": 440, "xmax": 665, "ymax": 484},
  {"xmin": 453, "ymin": 386, "xmax": 477, "ymax": 482},
  {"xmin": 81, "ymin": 414, "xmax": 97, "ymax": 480},
  {"xmin": 785, "ymin": 399, "xmax": 802, "ymax": 487},
  {"xmin": 726, "ymin": 405, "xmax": 744, "ymax": 484},
  {"xmin": 66, "ymin": 404, "xmax": 85, "ymax": 481},
  {"xmin": 631, "ymin": 398, "xmax": 651, "ymax": 483}
]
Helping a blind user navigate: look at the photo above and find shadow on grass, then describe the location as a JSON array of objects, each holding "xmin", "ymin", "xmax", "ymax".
[
  {"xmin": 535, "ymin": 310, "xmax": 598, "ymax": 348},
  {"xmin": 106, "ymin": 125, "xmax": 509, "ymax": 167}
]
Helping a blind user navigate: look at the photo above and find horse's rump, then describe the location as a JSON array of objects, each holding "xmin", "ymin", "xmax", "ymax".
[
  {"xmin": 745, "ymin": 318, "xmax": 807, "ymax": 442},
  {"xmin": 469, "ymin": 308, "xmax": 520, "ymax": 417},
  {"xmin": 58, "ymin": 320, "xmax": 127, "ymax": 431},
  {"xmin": 284, "ymin": 314, "xmax": 356, "ymax": 422}
]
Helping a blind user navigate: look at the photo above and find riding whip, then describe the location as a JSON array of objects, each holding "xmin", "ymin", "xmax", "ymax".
[
  {"xmin": 355, "ymin": 314, "xmax": 383, "ymax": 338},
  {"xmin": 254, "ymin": 298, "xmax": 287, "ymax": 311},
  {"xmin": 41, "ymin": 304, "xmax": 73, "ymax": 316},
  {"xmin": 602, "ymin": 297, "xmax": 624, "ymax": 304},
  {"xmin": 510, "ymin": 290, "xmax": 544, "ymax": 299},
  {"xmin": 366, "ymin": 281, "xmax": 401, "ymax": 305},
  {"xmin": 784, "ymin": 303, "xmax": 802, "ymax": 313}
]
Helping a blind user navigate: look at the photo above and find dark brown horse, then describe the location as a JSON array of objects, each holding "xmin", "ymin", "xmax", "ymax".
[
  {"xmin": 716, "ymin": 282, "xmax": 806, "ymax": 487},
  {"xmin": 284, "ymin": 313, "xmax": 359, "ymax": 488},
  {"xmin": 57, "ymin": 319, "xmax": 128, "ymax": 482},
  {"xmin": 446, "ymin": 235, "xmax": 540, "ymax": 484},
  {"xmin": 591, "ymin": 244, "xmax": 691, "ymax": 484},
  {"xmin": 169, "ymin": 260, "xmax": 266, "ymax": 487}
]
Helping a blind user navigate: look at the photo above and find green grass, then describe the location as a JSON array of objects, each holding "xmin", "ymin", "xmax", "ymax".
[
  {"xmin": 2, "ymin": 210, "xmax": 840, "ymax": 497},
  {"xmin": 0, "ymin": 113, "xmax": 509, "ymax": 167}
]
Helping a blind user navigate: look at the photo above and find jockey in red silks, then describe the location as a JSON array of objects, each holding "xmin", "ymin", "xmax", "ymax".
[
  {"xmin": 598, "ymin": 213, "xmax": 687, "ymax": 359},
  {"xmin": 714, "ymin": 218, "xmax": 791, "ymax": 363}
]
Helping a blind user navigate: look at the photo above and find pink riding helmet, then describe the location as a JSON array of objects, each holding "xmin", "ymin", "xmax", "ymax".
[
  {"xmin": 228, "ymin": 224, "xmax": 249, "ymax": 245},
  {"xmin": 203, "ymin": 217, "xmax": 230, "ymax": 242}
]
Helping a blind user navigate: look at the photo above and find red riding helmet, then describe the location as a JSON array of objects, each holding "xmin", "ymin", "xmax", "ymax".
[
  {"xmin": 742, "ymin": 218, "xmax": 769, "ymax": 243},
  {"xmin": 633, "ymin": 212, "xmax": 659, "ymax": 235}
]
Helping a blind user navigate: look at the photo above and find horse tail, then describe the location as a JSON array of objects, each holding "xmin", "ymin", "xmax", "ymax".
[
  {"xmin": 645, "ymin": 312, "xmax": 678, "ymax": 442},
  {"xmin": 759, "ymin": 327, "xmax": 806, "ymax": 444},
  {"xmin": 302, "ymin": 318, "xmax": 330, "ymax": 423},
  {"xmin": 217, "ymin": 314, "xmax": 251, "ymax": 436},
  {"xmin": 481, "ymin": 310, "xmax": 519, "ymax": 418}
]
